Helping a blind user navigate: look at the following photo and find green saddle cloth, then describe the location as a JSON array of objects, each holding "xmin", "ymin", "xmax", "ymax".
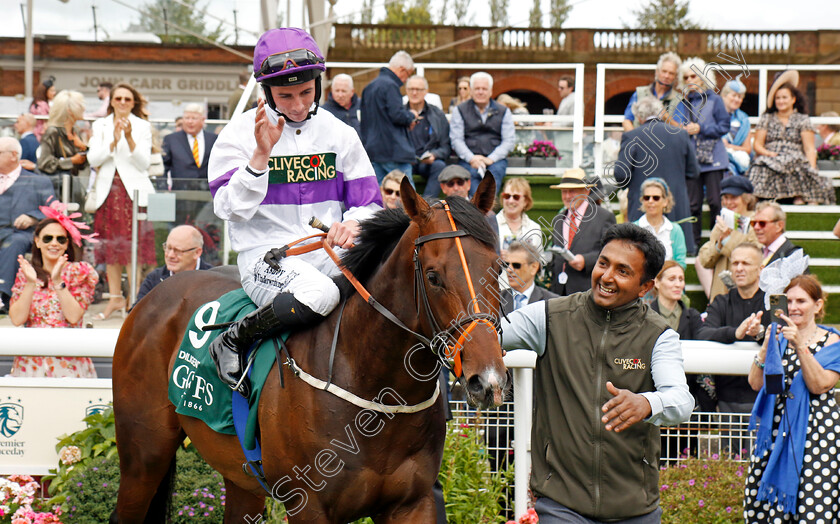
[{"xmin": 167, "ymin": 289, "xmax": 286, "ymax": 450}]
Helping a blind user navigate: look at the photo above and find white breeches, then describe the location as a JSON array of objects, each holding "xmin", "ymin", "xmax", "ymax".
[{"xmin": 238, "ymin": 250, "xmax": 340, "ymax": 316}]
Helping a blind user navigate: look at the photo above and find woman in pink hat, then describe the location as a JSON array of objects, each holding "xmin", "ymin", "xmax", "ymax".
[{"xmin": 9, "ymin": 200, "xmax": 99, "ymax": 377}]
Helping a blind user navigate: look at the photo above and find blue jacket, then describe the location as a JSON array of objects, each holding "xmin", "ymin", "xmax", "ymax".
[
  {"xmin": 0, "ymin": 170, "xmax": 54, "ymax": 242},
  {"xmin": 135, "ymin": 259, "xmax": 213, "ymax": 304},
  {"xmin": 672, "ymin": 89, "xmax": 731, "ymax": 173},
  {"xmin": 321, "ymin": 93, "xmax": 361, "ymax": 137},
  {"xmin": 615, "ymin": 119, "xmax": 699, "ymax": 255},
  {"xmin": 20, "ymin": 134, "xmax": 39, "ymax": 165},
  {"xmin": 360, "ymin": 68, "xmax": 415, "ymax": 163}
]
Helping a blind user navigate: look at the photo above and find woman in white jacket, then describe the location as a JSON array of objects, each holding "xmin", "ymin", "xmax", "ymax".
[{"xmin": 87, "ymin": 82, "xmax": 156, "ymax": 319}]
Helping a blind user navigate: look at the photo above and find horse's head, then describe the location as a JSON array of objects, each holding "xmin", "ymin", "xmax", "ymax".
[{"xmin": 400, "ymin": 174, "xmax": 508, "ymax": 409}]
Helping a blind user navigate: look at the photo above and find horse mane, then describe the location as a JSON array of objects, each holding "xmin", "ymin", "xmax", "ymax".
[{"xmin": 335, "ymin": 197, "xmax": 497, "ymax": 297}]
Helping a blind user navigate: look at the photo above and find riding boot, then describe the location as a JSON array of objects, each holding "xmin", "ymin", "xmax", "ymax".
[{"xmin": 209, "ymin": 292, "xmax": 323, "ymax": 397}]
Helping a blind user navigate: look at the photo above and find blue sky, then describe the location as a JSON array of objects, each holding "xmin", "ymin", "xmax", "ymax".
[{"xmin": 8, "ymin": 0, "xmax": 840, "ymax": 45}]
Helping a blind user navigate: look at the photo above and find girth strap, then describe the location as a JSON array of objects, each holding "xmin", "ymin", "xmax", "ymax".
[{"xmin": 286, "ymin": 357, "xmax": 441, "ymax": 414}]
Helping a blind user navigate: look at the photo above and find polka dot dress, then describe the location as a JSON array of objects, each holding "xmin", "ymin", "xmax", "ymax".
[{"xmin": 744, "ymin": 332, "xmax": 840, "ymax": 523}]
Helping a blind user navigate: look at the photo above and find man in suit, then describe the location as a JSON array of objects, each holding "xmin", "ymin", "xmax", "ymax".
[
  {"xmin": 135, "ymin": 225, "xmax": 212, "ymax": 304},
  {"xmin": 752, "ymin": 201, "xmax": 802, "ymax": 266},
  {"xmin": 13, "ymin": 114, "xmax": 38, "ymax": 171},
  {"xmin": 162, "ymin": 103, "xmax": 218, "ymax": 223},
  {"xmin": 549, "ymin": 168, "xmax": 616, "ymax": 296},
  {"xmin": 615, "ymin": 96, "xmax": 699, "ymax": 254},
  {"xmin": 0, "ymin": 137, "xmax": 55, "ymax": 312},
  {"xmin": 501, "ymin": 241, "xmax": 558, "ymax": 314}
]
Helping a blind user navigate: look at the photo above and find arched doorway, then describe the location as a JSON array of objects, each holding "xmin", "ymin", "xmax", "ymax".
[
  {"xmin": 606, "ymin": 92, "xmax": 633, "ymax": 117},
  {"xmin": 502, "ymin": 90, "xmax": 555, "ymax": 115}
]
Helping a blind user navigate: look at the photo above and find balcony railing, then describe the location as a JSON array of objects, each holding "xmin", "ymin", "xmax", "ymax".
[{"xmin": 331, "ymin": 25, "xmax": 821, "ymax": 60}]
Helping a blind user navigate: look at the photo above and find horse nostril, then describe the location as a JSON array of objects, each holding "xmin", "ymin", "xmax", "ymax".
[{"xmin": 467, "ymin": 374, "xmax": 489, "ymax": 398}]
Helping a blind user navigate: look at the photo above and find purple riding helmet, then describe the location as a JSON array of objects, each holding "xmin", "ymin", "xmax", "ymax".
[{"xmin": 253, "ymin": 27, "xmax": 326, "ymax": 122}]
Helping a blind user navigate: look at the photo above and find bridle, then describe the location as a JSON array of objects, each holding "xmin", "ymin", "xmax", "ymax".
[
  {"xmin": 270, "ymin": 201, "xmax": 501, "ymax": 378},
  {"xmin": 412, "ymin": 201, "xmax": 500, "ymax": 377}
]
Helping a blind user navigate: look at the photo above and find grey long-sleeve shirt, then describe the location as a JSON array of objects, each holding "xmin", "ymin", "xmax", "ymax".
[{"xmin": 501, "ymin": 301, "xmax": 694, "ymax": 426}]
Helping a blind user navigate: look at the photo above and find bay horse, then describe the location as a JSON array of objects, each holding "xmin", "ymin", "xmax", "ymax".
[{"xmin": 110, "ymin": 175, "xmax": 509, "ymax": 523}]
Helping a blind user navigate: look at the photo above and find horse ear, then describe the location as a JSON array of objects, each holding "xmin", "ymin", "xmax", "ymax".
[
  {"xmin": 400, "ymin": 176, "xmax": 431, "ymax": 220},
  {"xmin": 471, "ymin": 173, "xmax": 496, "ymax": 215}
]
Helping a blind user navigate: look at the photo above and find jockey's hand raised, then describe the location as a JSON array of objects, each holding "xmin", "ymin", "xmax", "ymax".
[
  {"xmin": 250, "ymin": 99, "xmax": 285, "ymax": 171},
  {"xmin": 327, "ymin": 220, "xmax": 359, "ymax": 249}
]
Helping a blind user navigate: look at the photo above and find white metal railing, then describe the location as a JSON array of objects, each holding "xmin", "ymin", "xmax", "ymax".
[{"xmin": 0, "ymin": 329, "xmax": 759, "ymax": 519}]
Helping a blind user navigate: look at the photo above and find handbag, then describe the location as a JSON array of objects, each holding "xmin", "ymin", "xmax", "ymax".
[
  {"xmin": 689, "ymin": 103, "xmax": 717, "ymax": 164},
  {"xmin": 695, "ymin": 136, "xmax": 717, "ymax": 164},
  {"xmin": 84, "ymin": 185, "xmax": 98, "ymax": 213},
  {"xmin": 148, "ymin": 152, "xmax": 164, "ymax": 178}
]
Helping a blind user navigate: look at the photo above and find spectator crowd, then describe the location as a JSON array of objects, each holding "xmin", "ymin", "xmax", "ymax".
[{"xmin": 2, "ymin": 39, "xmax": 840, "ymax": 524}]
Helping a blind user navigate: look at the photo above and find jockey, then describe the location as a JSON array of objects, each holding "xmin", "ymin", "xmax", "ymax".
[{"xmin": 207, "ymin": 28, "xmax": 382, "ymax": 396}]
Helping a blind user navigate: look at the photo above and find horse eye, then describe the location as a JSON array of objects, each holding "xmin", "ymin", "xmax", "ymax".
[{"xmin": 426, "ymin": 271, "xmax": 443, "ymax": 288}]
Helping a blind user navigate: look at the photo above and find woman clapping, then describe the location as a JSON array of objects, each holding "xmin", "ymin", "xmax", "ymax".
[
  {"xmin": 9, "ymin": 201, "xmax": 99, "ymax": 377},
  {"xmin": 87, "ymin": 82, "xmax": 156, "ymax": 319}
]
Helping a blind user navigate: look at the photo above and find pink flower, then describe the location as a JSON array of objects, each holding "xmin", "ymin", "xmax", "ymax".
[
  {"xmin": 698, "ymin": 500, "xmax": 705, "ymax": 507},
  {"xmin": 726, "ymin": 506, "xmax": 733, "ymax": 513},
  {"xmin": 688, "ymin": 479, "xmax": 695, "ymax": 486}
]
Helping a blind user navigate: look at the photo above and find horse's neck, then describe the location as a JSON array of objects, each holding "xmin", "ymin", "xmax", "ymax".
[{"xmin": 336, "ymin": 235, "xmax": 440, "ymax": 400}]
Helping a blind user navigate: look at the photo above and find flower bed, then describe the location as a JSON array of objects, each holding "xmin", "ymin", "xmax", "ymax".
[
  {"xmin": 0, "ymin": 475, "xmax": 62, "ymax": 524},
  {"xmin": 659, "ymin": 454, "xmax": 745, "ymax": 523}
]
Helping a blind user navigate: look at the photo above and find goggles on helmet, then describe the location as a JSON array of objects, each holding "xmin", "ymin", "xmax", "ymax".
[{"xmin": 258, "ymin": 49, "xmax": 324, "ymax": 79}]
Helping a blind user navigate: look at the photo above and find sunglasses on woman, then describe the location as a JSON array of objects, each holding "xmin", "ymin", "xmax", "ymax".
[
  {"xmin": 501, "ymin": 193, "xmax": 522, "ymax": 201},
  {"xmin": 444, "ymin": 179, "xmax": 467, "ymax": 188},
  {"xmin": 642, "ymin": 195, "xmax": 662, "ymax": 202},
  {"xmin": 383, "ymin": 188, "xmax": 400, "ymax": 197},
  {"xmin": 41, "ymin": 235, "xmax": 69, "ymax": 245}
]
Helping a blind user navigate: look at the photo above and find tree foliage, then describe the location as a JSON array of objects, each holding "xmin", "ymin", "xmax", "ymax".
[
  {"xmin": 381, "ymin": 0, "xmax": 434, "ymax": 25},
  {"xmin": 489, "ymin": 0, "xmax": 509, "ymax": 27},
  {"xmin": 529, "ymin": 0, "xmax": 543, "ymax": 28},
  {"xmin": 548, "ymin": 0, "xmax": 572, "ymax": 28},
  {"xmin": 129, "ymin": 0, "xmax": 226, "ymax": 44},
  {"xmin": 625, "ymin": 0, "xmax": 702, "ymax": 30},
  {"xmin": 360, "ymin": 0, "xmax": 375, "ymax": 24},
  {"xmin": 449, "ymin": 0, "xmax": 473, "ymax": 25}
]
